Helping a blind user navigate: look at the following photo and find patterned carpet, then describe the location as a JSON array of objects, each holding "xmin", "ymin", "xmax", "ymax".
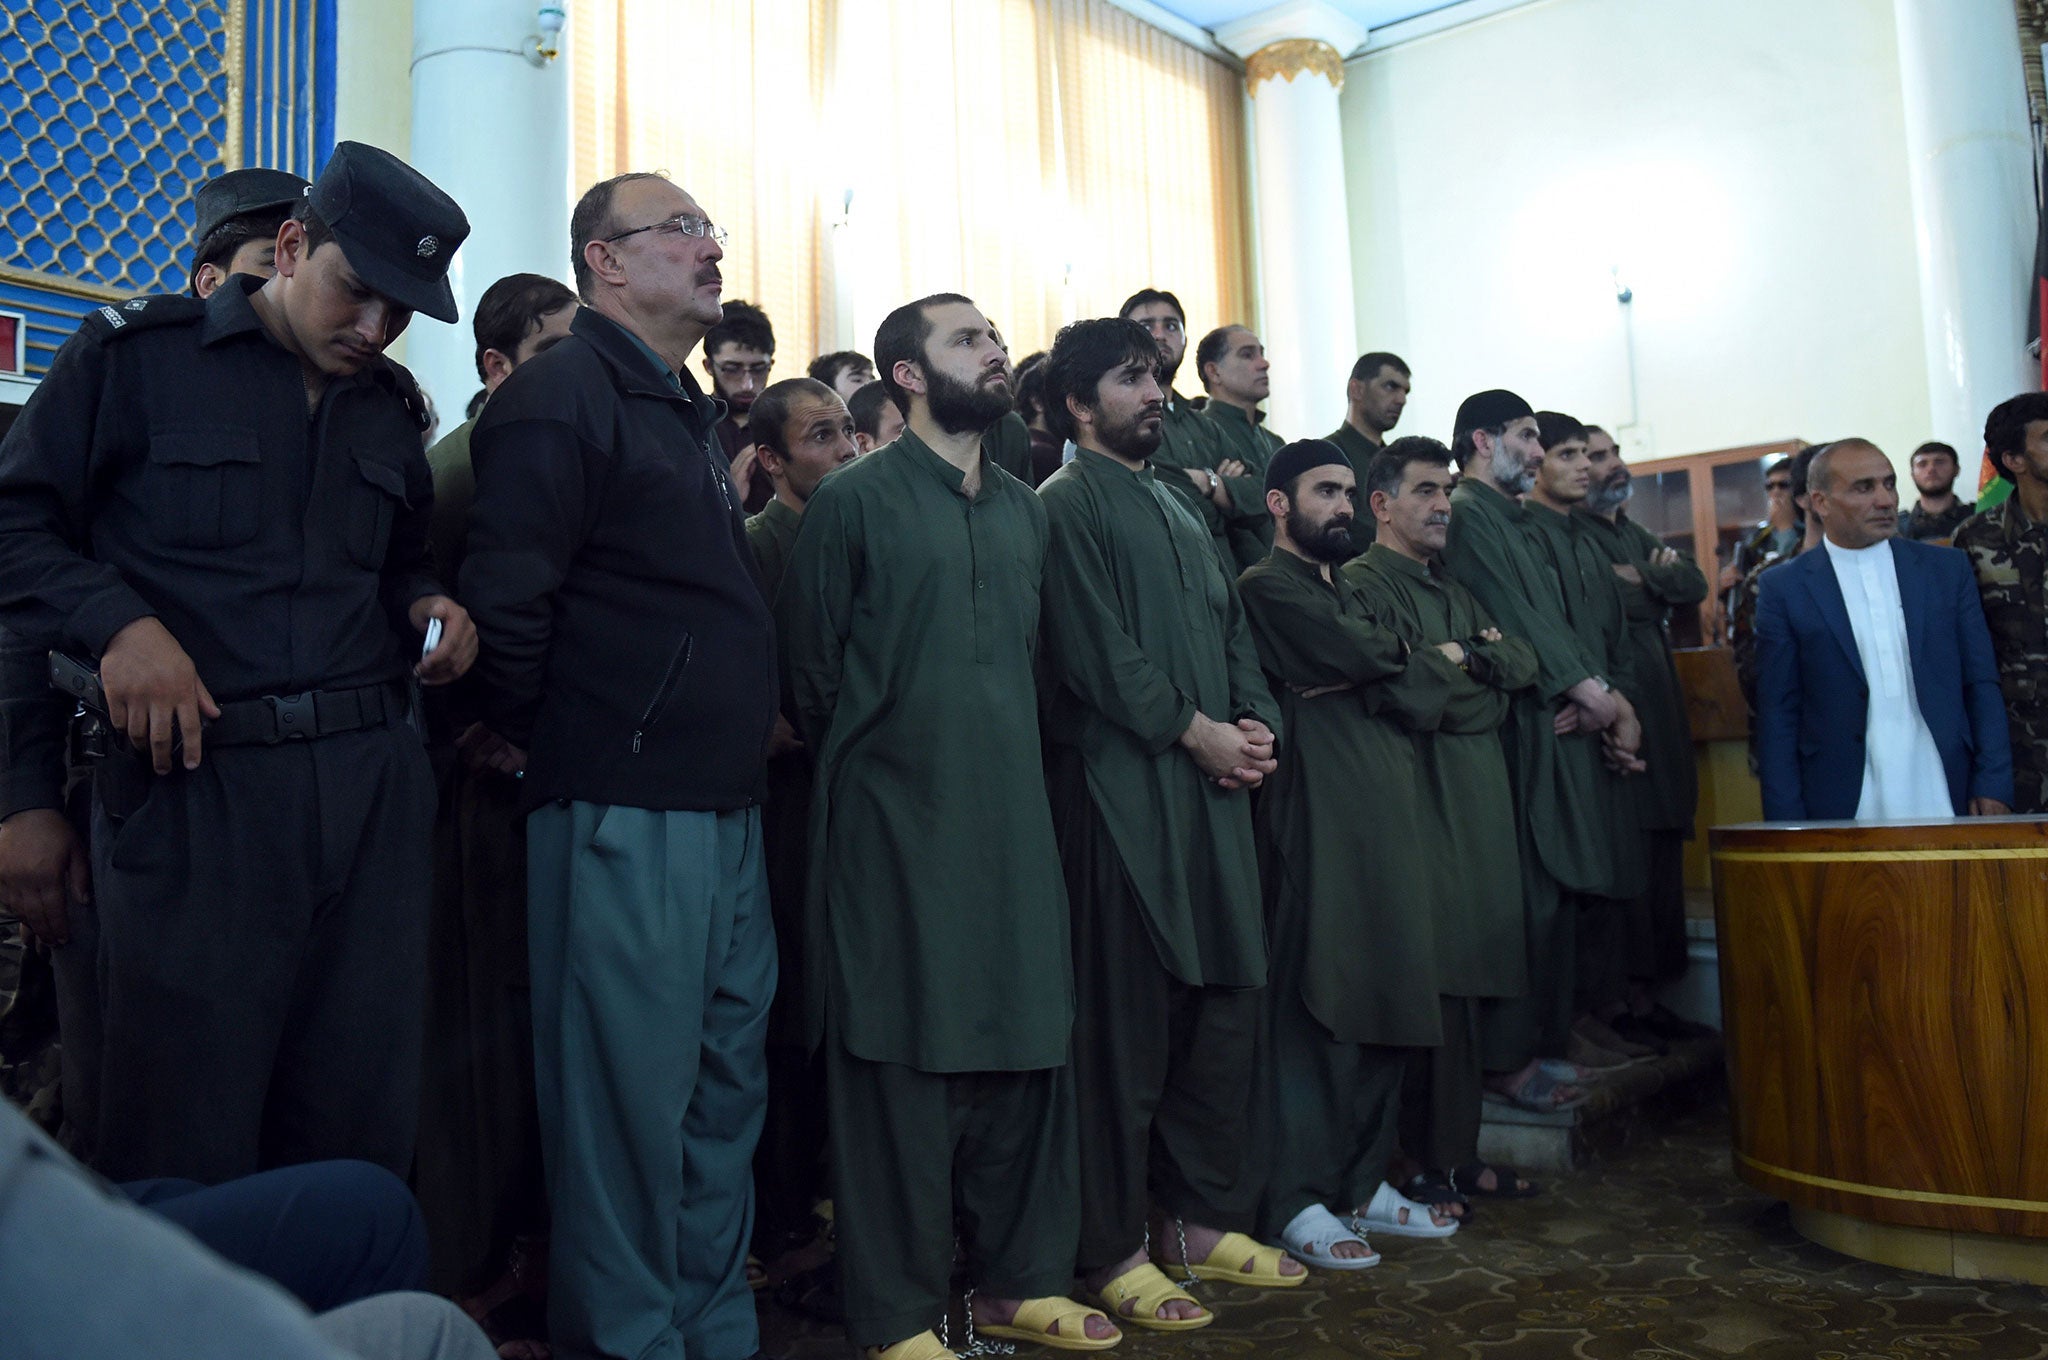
[{"xmin": 758, "ymin": 1102, "xmax": 2048, "ymax": 1359}]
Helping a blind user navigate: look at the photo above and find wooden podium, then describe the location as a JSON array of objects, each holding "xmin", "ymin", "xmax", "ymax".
[{"xmin": 1713, "ymin": 817, "xmax": 2048, "ymax": 1282}]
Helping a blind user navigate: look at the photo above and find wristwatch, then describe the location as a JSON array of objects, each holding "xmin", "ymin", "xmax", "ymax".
[{"xmin": 1205, "ymin": 469, "xmax": 1220, "ymax": 494}]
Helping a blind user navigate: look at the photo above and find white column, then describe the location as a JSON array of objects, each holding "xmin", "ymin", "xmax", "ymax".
[
  {"xmin": 1216, "ymin": 2, "xmax": 1366, "ymax": 441},
  {"xmin": 1893, "ymin": 0, "xmax": 2034, "ymax": 484},
  {"xmin": 408, "ymin": 0, "xmax": 573, "ymax": 425}
]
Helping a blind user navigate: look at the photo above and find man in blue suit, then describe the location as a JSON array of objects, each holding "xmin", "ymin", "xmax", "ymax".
[{"xmin": 1754, "ymin": 439, "xmax": 2012, "ymax": 821}]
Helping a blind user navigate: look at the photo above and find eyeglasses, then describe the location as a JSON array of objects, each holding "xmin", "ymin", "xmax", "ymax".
[
  {"xmin": 604, "ymin": 213, "xmax": 729, "ymax": 246},
  {"xmin": 712, "ymin": 360, "xmax": 772, "ymax": 380}
]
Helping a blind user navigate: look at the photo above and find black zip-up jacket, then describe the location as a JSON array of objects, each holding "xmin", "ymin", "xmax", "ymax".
[{"xmin": 462, "ymin": 307, "xmax": 775, "ymax": 813}]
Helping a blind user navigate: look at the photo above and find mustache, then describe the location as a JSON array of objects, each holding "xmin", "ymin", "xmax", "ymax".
[
  {"xmin": 697, "ymin": 268, "xmax": 722, "ymax": 286},
  {"xmin": 1426, "ymin": 513, "xmax": 1450, "ymax": 527}
]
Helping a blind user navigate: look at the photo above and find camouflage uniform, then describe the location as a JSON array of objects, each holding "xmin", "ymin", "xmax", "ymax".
[
  {"xmin": 1731, "ymin": 545, "xmax": 1802, "ymax": 710},
  {"xmin": 1898, "ymin": 499, "xmax": 1975, "ymax": 544},
  {"xmin": 1954, "ymin": 498, "xmax": 2048, "ymax": 812}
]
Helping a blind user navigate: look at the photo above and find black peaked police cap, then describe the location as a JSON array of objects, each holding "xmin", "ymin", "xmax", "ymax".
[
  {"xmin": 307, "ymin": 141, "xmax": 470, "ymax": 324},
  {"xmin": 193, "ymin": 167, "xmax": 309, "ymax": 243}
]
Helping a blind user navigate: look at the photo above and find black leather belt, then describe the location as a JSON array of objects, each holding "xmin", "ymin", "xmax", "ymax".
[{"xmin": 206, "ymin": 680, "xmax": 410, "ymax": 748}]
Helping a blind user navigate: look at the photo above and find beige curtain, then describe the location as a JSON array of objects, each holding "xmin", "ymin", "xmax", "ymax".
[{"xmin": 572, "ymin": 0, "xmax": 1251, "ymax": 364}]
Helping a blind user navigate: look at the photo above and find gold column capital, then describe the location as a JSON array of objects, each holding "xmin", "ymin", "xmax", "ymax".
[{"xmin": 1245, "ymin": 38, "xmax": 1345, "ymax": 95}]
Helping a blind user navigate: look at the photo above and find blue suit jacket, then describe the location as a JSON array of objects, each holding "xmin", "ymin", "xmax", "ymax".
[{"xmin": 1753, "ymin": 536, "xmax": 2012, "ymax": 820}]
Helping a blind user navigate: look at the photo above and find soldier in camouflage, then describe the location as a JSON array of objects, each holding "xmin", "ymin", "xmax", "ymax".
[{"xmin": 1954, "ymin": 393, "xmax": 2048, "ymax": 813}]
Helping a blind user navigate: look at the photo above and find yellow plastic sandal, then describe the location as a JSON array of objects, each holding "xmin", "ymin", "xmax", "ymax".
[
  {"xmin": 865, "ymin": 1330, "xmax": 957, "ymax": 1360},
  {"xmin": 1169, "ymin": 1230, "xmax": 1307, "ymax": 1288},
  {"xmin": 976, "ymin": 1296, "xmax": 1122, "ymax": 1352},
  {"xmin": 1095, "ymin": 1261, "xmax": 1213, "ymax": 1332}
]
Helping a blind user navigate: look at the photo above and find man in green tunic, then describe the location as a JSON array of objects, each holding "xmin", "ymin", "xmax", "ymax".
[
  {"xmin": 1579, "ymin": 427, "xmax": 1713, "ymax": 1037},
  {"xmin": 1238, "ymin": 440, "xmax": 1467, "ymax": 1267},
  {"xmin": 1119, "ymin": 289, "xmax": 1242, "ymax": 560},
  {"xmin": 741, "ymin": 377, "xmax": 860, "ymax": 1287},
  {"xmin": 1346, "ymin": 437, "xmax": 1544, "ymax": 1204},
  {"xmin": 1525, "ymin": 413, "xmax": 1650, "ymax": 1063},
  {"xmin": 1439, "ymin": 391, "xmax": 1642, "ymax": 1110},
  {"xmin": 1327, "ymin": 352, "xmax": 1410, "ymax": 473},
  {"xmin": 1039, "ymin": 317, "xmax": 1294, "ymax": 1330},
  {"xmin": 1195, "ymin": 326, "xmax": 1285, "ymax": 571},
  {"xmin": 778, "ymin": 294, "xmax": 1115, "ymax": 1360}
]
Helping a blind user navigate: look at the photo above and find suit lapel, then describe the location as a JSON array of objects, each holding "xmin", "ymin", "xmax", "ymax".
[
  {"xmin": 1800, "ymin": 548, "xmax": 1867, "ymax": 682},
  {"xmin": 1893, "ymin": 539, "xmax": 1930, "ymax": 660}
]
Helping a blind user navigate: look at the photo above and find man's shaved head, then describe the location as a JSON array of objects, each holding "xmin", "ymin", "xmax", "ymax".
[{"xmin": 1805, "ymin": 438, "xmax": 1883, "ymax": 496}]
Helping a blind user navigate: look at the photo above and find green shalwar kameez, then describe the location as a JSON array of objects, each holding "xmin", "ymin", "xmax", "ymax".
[
  {"xmin": 1346, "ymin": 544, "xmax": 1540, "ymax": 1167},
  {"xmin": 1520, "ymin": 502, "xmax": 1646, "ymax": 1017},
  {"xmin": 1440, "ymin": 480, "xmax": 1620, "ymax": 1065},
  {"xmin": 1201, "ymin": 401, "xmax": 1284, "ymax": 570},
  {"xmin": 1145, "ymin": 389, "xmax": 1234, "ymax": 561},
  {"xmin": 778, "ymin": 433, "xmax": 1077, "ymax": 1347},
  {"xmin": 743, "ymin": 495, "xmax": 828, "ymax": 1256},
  {"xmin": 1237, "ymin": 547, "xmax": 1463, "ymax": 1230},
  {"xmin": 1038, "ymin": 448, "xmax": 1279, "ymax": 1270},
  {"xmin": 1324, "ymin": 422, "xmax": 1381, "ymax": 547},
  {"xmin": 1573, "ymin": 508, "xmax": 1706, "ymax": 983}
]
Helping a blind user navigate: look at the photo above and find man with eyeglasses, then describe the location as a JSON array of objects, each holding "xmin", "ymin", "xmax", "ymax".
[
  {"xmin": 704, "ymin": 299, "xmax": 778, "ymax": 513},
  {"xmin": 461, "ymin": 172, "xmax": 779, "ymax": 1360}
]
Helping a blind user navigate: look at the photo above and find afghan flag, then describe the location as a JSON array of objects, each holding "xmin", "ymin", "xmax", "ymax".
[{"xmin": 1981, "ymin": 135, "xmax": 2048, "ymax": 509}]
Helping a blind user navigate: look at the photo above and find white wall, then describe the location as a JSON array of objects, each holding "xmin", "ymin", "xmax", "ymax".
[
  {"xmin": 334, "ymin": 0, "xmax": 416, "ymax": 365},
  {"xmin": 1340, "ymin": 0, "xmax": 1935, "ymax": 470}
]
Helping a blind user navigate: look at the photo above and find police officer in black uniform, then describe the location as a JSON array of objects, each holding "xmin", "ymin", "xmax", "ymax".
[
  {"xmin": 0, "ymin": 142, "xmax": 476, "ymax": 1184},
  {"xmin": 0, "ymin": 165, "xmax": 313, "ymax": 1165}
]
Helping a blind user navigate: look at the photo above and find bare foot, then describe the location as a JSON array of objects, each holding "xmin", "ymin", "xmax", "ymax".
[
  {"xmin": 1157, "ymin": 1217, "xmax": 1306, "ymax": 1279},
  {"xmin": 1486, "ymin": 1058, "xmax": 1583, "ymax": 1109},
  {"xmin": 973, "ymin": 1294, "xmax": 1120, "ymax": 1343},
  {"xmin": 1083, "ymin": 1247, "xmax": 1206, "ymax": 1323},
  {"xmin": 1354, "ymin": 1195, "xmax": 1456, "ymax": 1231}
]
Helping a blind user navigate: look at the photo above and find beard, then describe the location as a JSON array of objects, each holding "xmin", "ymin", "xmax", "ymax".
[
  {"xmin": 1098, "ymin": 404, "xmax": 1164, "ymax": 461},
  {"xmin": 1491, "ymin": 443, "xmax": 1536, "ymax": 496},
  {"xmin": 1586, "ymin": 472, "xmax": 1633, "ymax": 514},
  {"xmin": 1287, "ymin": 507, "xmax": 1357, "ymax": 563},
  {"xmin": 926, "ymin": 362, "xmax": 1013, "ymax": 436}
]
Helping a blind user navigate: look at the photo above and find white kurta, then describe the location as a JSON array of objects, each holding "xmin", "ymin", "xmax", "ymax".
[{"xmin": 1823, "ymin": 536, "xmax": 1953, "ymax": 820}]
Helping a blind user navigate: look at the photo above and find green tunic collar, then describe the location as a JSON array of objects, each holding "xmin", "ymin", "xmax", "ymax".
[
  {"xmin": 756, "ymin": 495, "xmax": 802, "ymax": 535},
  {"xmin": 1207, "ymin": 400, "xmax": 1266, "ymax": 431},
  {"xmin": 1363, "ymin": 541, "xmax": 1436, "ymax": 585},
  {"xmin": 1455, "ymin": 475, "xmax": 1528, "ymax": 522},
  {"xmin": 898, "ymin": 428, "xmax": 997, "ymax": 502},
  {"xmin": 1075, "ymin": 445, "xmax": 1157, "ymax": 485},
  {"xmin": 1266, "ymin": 542, "xmax": 1337, "ymax": 591}
]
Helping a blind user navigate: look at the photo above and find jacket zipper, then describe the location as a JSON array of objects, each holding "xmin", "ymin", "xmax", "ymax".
[{"xmin": 631, "ymin": 634, "xmax": 694, "ymax": 754}]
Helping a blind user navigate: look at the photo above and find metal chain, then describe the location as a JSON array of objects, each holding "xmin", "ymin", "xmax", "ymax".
[
  {"xmin": 944, "ymin": 1289, "xmax": 1015, "ymax": 1358},
  {"xmin": 1171, "ymin": 1219, "xmax": 1200, "ymax": 1289}
]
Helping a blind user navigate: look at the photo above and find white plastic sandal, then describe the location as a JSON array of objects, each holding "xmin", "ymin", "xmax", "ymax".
[
  {"xmin": 1277, "ymin": 1203, "xmax": 1380, "ymax": 1271},
  {"xmin": 1357, "ymin": 1181, "xmax": 1460, "ymax": 1239}
]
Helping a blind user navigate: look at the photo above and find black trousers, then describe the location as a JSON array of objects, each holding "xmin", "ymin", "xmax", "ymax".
[
  {"xmin": 414, "ymin": 756, "xmax": 546, "ymax": 1295},
  {"xmin": 1399, "ymin": 995, "xmax": 1484, "ymax": 1174},
  {"xmin": 88, "ymin": 726, "xmax": 435, "ymax": 1183},
  {"xmin": 1063, "ymin": 787, "xmax": 1259, "ymax": 1273}
]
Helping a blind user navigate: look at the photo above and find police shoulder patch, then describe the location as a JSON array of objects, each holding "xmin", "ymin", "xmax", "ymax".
[{"xmin": 81, "ymin": 294, "xmax": 206, "ymax": 342}]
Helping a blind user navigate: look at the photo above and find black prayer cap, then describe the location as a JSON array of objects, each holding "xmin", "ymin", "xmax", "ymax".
[
  {"xmin": 193, "ymin": 167, "xmax": 309, "ymax": 243},
  {"xmin": 1453, "ymin": 389, "xmax": 1534, "ymax": 444},
  {"xmin": 1265, "ymin": 438, "xmax": 1352, "ymax": 493},
  {"xmin": 308, "ymin": 142, "xmax": 470, "ymax": 323}
]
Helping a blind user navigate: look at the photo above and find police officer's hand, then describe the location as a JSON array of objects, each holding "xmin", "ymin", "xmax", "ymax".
[
  {"xmin": 410, "ymin": 595, "xmax": 477, "ymax": 686},
  {"xmin": 0, "ymin": 808, "xmax": 90, "ymax": 947},
  {"xmin": 455, "ymin": 722, "xmax": 527, "ymax": 778},
  {"xmin": 101, "ymin": 616, "xmax": 221, "ymax": 774}
]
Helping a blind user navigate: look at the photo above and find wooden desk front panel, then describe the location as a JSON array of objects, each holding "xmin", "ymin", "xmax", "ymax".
[{"xmin": 1715, "ymin": 824, "xmax": 2048, "ymax": 1237}]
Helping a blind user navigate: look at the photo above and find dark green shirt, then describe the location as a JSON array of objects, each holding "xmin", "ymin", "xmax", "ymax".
[
  {"xmin": 1202, "ymin": 400, "xmax": 1284, "ymax": 571},
  {"xmin": 1146, "ymin": 389, "xmax": 1233, "ymax": 552},
  {"xmin": 1572, "ymin": 508, "xmax": 1706, "ymax": 831},
  {"xmin": 1239, "ymin": 547, "xmax": 1458, "ymax": 1044},
  {"xmin": 1441, "ymin": 478, "xmax": 1618, "ymax": 897},
  {"xmin": 778, "ymin": 432, "xmax": 1071, "ymax": 1072},
  {"xmin": 1346, "ymin": 544, "xmax": 1537, "ymax": 998},
  {"xmin": 1038, "ymin": 448, "xmax": 1279, "ymax": 988},
  {"xmin": 744, "ymin": 496, "xmax": 802, "ymax": 604},
  {"xmin": 1324, "ymin": 421, "xmax": 1380, "ymax": 545}
]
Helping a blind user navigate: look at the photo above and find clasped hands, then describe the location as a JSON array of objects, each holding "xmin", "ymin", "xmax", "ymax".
[{"xmin": 1181, "ymin": 710, "xmax": 1276, "ymax": 790}]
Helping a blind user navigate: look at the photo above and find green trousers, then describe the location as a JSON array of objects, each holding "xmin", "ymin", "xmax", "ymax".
[
  {"xmin": 1255, "ymin": 974, "xmax": 1408, "ymax": 1236},
  {"xmin": 527, "ymin": 802, "xmax": 773, "ymax": 1360},
  {"xmin": 826, "ymin": 1033, "xmax": 1078, "ymax": 1348},
  {"xmin": 1065, "ymin": 790, "xmax": 1260, "ymax": 1272},
  {"xmin": 1399, "ymin": 995, "xmax": 1484, "ymax": 1174},
  {"xmin": 1480, "ymin": 847, "xmax": 1569, "ymax": 1073},
  {"xmin": 1629, "ymin": 829, "xmax": 1689, "ymax": 985},
  {"xmin": 1574, "ymin": 891, "xmax": 1629, "ymax": 1016}
]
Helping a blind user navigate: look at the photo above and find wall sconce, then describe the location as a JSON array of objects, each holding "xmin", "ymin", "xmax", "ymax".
[{"xmin": 528, "ymin": 3, "xmax": 567, "ymax": 64}]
